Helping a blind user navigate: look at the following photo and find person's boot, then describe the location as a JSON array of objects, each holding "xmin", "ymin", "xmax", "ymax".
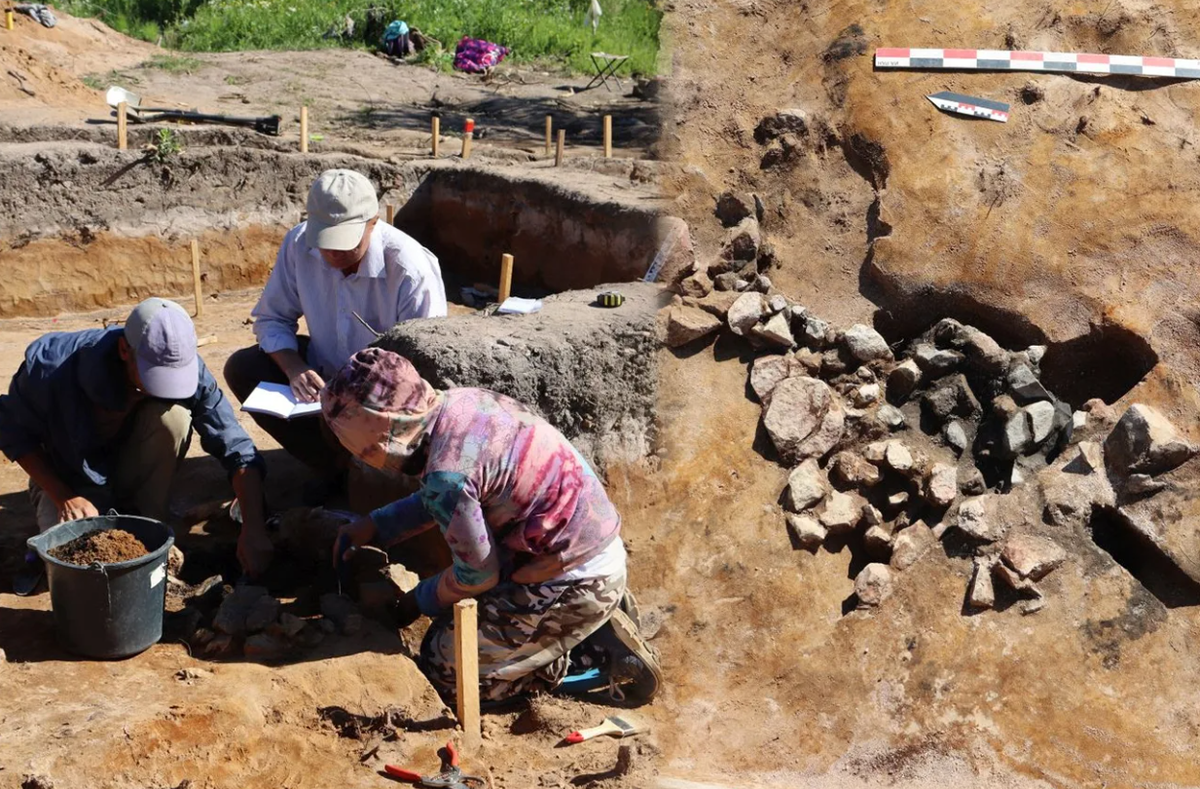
[
  {"xmin": 13, "ymin": 550, "xmax": 44, "ymax": 596},
  {"xmin": 603, "ymin": 607, "xmax": 663, "ymax": 704}
]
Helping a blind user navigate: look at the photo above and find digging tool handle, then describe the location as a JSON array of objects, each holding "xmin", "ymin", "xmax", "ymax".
[{"xmin": 383, "ymin": 764, "xmax": 423, "ymax": 782}]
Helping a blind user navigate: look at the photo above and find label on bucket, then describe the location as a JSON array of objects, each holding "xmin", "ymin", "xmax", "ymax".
[{"xmin": 150, "ymin": 564, "xmax": 166, "ymax": 589}]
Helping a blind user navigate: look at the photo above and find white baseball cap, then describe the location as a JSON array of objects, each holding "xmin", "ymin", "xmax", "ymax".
[{"xmin": 305, "ymin": 169, "xmax": 380, "ymax": 251}]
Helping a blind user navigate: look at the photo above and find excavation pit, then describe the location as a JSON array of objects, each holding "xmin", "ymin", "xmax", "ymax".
[{"xmin": 0, "ymin": 142, "xmax": 678, "ymax": 318}]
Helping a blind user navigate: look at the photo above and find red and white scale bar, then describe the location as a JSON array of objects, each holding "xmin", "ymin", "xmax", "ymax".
[{"xmin": 876, "ymin": 48, "xmax": 1200, "ymax": 78}]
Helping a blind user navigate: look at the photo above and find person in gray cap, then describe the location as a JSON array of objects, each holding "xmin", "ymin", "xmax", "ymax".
[
  {"xmin": 224, "ymin": 168, "xmax": 446, "ymax": 503},
  {"xmin": 0, "ymin": 298, "xmax": 272, "ymax": 593}
]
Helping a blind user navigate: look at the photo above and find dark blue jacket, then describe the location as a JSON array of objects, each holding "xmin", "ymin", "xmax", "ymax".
[{"xmin": 0, "ymin": 327, "xmax": 262, "ymax": 488}]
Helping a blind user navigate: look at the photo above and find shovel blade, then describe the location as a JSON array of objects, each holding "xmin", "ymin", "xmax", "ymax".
[{"xmin": 105, "ymin": 85, "xmax": 141, "ymax": 110}]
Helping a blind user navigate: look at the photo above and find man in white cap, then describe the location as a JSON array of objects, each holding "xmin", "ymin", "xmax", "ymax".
[
  {"xmin": 0, "ymin": 298, "xmax": 272, "ymax": 592},
  {"xmin": 224, "ymin": 169, "xmax": 446, "ymax": 502}
]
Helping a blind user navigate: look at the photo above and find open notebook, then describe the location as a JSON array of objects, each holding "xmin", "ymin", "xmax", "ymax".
[{"xmin": 240, "ymin": 382, "xmax": 322, "ymax": 420}]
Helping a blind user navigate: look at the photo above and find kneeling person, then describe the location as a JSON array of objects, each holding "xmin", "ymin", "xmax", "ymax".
[
  {"xmin": 322, "ymin": 348, "xmax": 661, "ymax": 704},
  {"xmin": 0, "ymin": 298, "xmax": 272, "ymax": 584}
]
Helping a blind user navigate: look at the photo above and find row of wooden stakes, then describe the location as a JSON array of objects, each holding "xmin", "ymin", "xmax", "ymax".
[{"xmin": 115, "ymin": 103, "xmax": 617, "ymax": 165}]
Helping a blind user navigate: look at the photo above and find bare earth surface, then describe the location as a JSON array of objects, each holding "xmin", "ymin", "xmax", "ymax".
[{"xmin": 4, "ymin": 3, "xmax": 1200, "ymax": 788}]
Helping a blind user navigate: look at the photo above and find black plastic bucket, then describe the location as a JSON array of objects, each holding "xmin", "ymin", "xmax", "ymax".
[{"xmin": 26, "ymin": 514, "xmax": 175, "ymax": 659}]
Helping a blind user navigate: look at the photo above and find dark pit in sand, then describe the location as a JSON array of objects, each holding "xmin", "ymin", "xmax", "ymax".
[{"xmin": 48, "ymin": 528, "xmax": 149, "ymax": 565}]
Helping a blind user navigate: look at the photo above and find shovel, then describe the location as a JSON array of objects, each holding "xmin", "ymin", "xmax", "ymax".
[{"xmin": 105, "ymin": 85, "xmax": 281, "ymax": 136}]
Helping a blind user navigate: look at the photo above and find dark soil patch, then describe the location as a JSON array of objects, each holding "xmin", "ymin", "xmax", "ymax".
[{"xmin": 49, "ymin": 528, "xmax": 148, "ymax": 565}]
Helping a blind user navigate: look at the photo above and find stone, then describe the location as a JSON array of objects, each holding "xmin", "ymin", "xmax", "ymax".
[
  {"xmin": 727, "ymin": 292, "xmax": 766, "ymax": 336},
  {"xmin": 244, "ymin": 633, "xmax": 289, "ymax": 661},
  {"xmin": 1026, "ymin": 401, "xmax": 1057, "ymax": 445},
  {"xmin": 959, "ymin": 466, "xmax": 986, "ymax": 495},
  {"xmin": 762, "ymin": 376, "xmax": 845, "ymax": 464},
  {"xmin": 922, "ymin": 385, "xmax": 959, "ymax": 423},
  {"xmin": 665, "ymin": 305, "xmax": 721, "ymax": 348},
  {"xmin": 212, "ymin": 585, "xmax": 269, "ymax": 637},
  {"xmin": 1126, "ymin": 473, "xmax": 1166, "ymax": 497},
  {"xmin": 205, "ymin": 634, "xmax": 236, "ymax": 657},
  {"xmin": 925, "ymin": 463, "xmax": 958, "ymax": 508},
  {"xmin": 793, "ymin": 347, "xmax": 823, "ymax": 374},
  {"xmin": 890, "ymin": 522, "xmax": 935, "ymax": 570},
  {"xmin": 279, "ymin": 612, "xmax": 306, "ymax": 638},
  {"xmin": 967, "ymin": 557, "xmax": 996, "ymax": 609},
  {"xmin": 992, "ymin": 562, "xmax": 1039, "ymax": 594},
  {"xmin": 831, "ymin": 451, "xmax": 882, "ymax": 488},
  {"xmin": 319, "ymin": 593, "xmax": 364, "ymax": 636},
  {"xmin": 854, "ymin": 563, "xmax": 894, "ymax": 607},
  {"xmin": 1020, "ymin": 597, "xmax": 1047, "ymax": 615},
  {"xmin": 802, "ymin": 315, "xmax": 831, "ymax": 348},
  {"xmin": 864, "ymin": 525, "xmax": 895, "ymax": 557},
  {"xmin": 756, "ymin": 108, "xmax": 809, "ymax": 141},
  {"xmin": 686, "ymin": 290, "xmax": 741, "ymax": 320},
  {"xmin": 821, "ymin": 349, "xmax": 848, "ymax": 376},
  {"xmin": 934, "ymin": 320, "xmax": 1010, "ymax": 377},
  {"xmin": 943, "ymin": 421, "xmax": 968, "ymax": 456},
  {"xmin": 1104, "ymin": 404, "xmax": 1198, "ymax": 477},
  {"xmin": 842, "ymin": 324, "xmax": 892, "ymax": 363},
  {"xmin": 245, "ymin": 594, "xmax": 281, "ymax": 633},
  {"xmin": 750, "ymin": 312, "xmax": 795, "ymax": 349},
  {"xmin": 1003, "ymin": 411, "xmax": 1034, "ymax": 456},
  {"xmin": 862, "ymin": 504, "xmax": 883, "ymax": 526},
  {"xmin": 713, "ymin": 271, "xmax": 744, "ymax": 291},
  {"xmin": 862, "ymin": 441, "xmax": 888, "ymax": 464},
  {"xmin": 319, "ymin": 617, "xmax": 338, "ymax": 634},
  {"xmin": 992, "ymin": 394, "xmax": 1019, "ymax": 420},
  {"xmin": 785, "ymin": 458, "xmax": 828, "ymax": 512},
  {"xmin": 678, "ymin": 270, "xmax": 713, "ymax": 298},
  {"xmin": 877, "ymin": 405, "xmax": 906, "ymax": 430},
  {"xmin": 851, "ymin": 383, "xmax": 880, "ymax": 407},
  {"xmin": 1072, "ymin": 410, "xmax": 1088, "ymax": 433},
  {"xmin": 956, "ymin": 496, "xmax": 1000, "ymax": 541},
  {"xmin": 753, "ymin": 274, "xmax": 773, "ymax": 293},
  {"xmin": 719, "ymin": 217, "xmax": 761, "ymax": 267},
  {"xmin": 887, "ymin": 359, "xmax": 922, "ymax": 401},
  {"xmin": 750, "ymin": 355, "xmax": 792, "ymax": 404},
  {"xmin": 884, "ymin": 441, "xmax": 914, "ymax": 473},
  {"xmin": 168, "ymin": 545, "xmax": 185, "ymax": 577},
  {"xmin": 358, "ymin": 580, "xmax": 399, "ymax": 612},
  {"xmin": 913, "ymin": 344, "xmax": 964, "ymax": 377},
  {"xmin": 786, "ymin": 513, "xmax": 827, "ymax": 550},
  {"xmin": 1063, "ymin": 440, "xmax": 1102, "ymax": 475},
  {"xmin": 1026, "ymin": 344, "xmax": 1047, "ymax": 367},
  {"xmin": 767, "ymin": 294, "xmax": 789, "ymax": 314},
  {"xmin": 1007, "ymin": 364, "xmax": 1052, "ymax": 404},
  {"xmin": 887, "ymin": 491, "xmax": 909, "ymax": 508},
  {"xmin": 818, "ymin": 490, "xmax": 865, "ymax": 535},
  {"xmin": 715, "ymin": 191, "xmax": 755, "ymax": 226},
  {"xmin": 855, "ymin": 366, "xmax": 876, "ymax": 382},
  {"xmin": 1002, "ymin": 535, "xmax": 1067, "ymax": 581}
]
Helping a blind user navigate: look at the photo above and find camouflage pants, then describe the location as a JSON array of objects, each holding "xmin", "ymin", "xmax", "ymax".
[{"xmin": 419, "ymin": 571, "xmax": 626, "ymax": 704}]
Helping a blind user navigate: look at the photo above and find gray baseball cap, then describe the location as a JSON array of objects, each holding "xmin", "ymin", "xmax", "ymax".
[
  {"xmin": 305, "ymin": 169, "xmax": 379, "ymax": 251},
  {"xmin": 124, "ymin": 298, "xmax": 199, "ymax": 399}
]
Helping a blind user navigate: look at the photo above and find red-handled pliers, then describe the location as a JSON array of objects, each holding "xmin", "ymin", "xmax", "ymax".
[{"xmin": 383, "ymin": 741, "xmax": 485, "ymax": 788}]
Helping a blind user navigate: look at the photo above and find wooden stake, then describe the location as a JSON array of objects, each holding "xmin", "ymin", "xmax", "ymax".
[
  {"xmin": 5, "ymin": 10, "xmax": 13, "ymax": 30},
  {"xmin": 431, "ymin": 116, "xmax": 440, "ymax": 158},
  {"xmin": 385, "ymin": 204, "xmax": 395, "ymax": 225},
  {"xmin": 117, "ymin": 101, "xmax": 128, "ymax": 150},
  {"xmin": 461, "ymin": 118, "xmax": 474, "ymax": 160},
  {"xmin": 555, "ymin": 129, "xmax": 565, "ymax": 167},
  {"xmin": 454, "ymin": 599, "xmax": 481, "ymax": 752},
  {"xmin": 545, "ymin": 115, "xmax": 553, "ymax": 156},
  {"xmin": 603, "ymin": 115, "xmax": 612, "ymax": 158},
  {"xmin": 190, "ymin": 240, "xmax": 203, "ymax": 318},
  {"xmin": 299, "ymin": 106, "xmax": 308, "ymax": 153},
  {"xmin": 498, "ymin": 253, "xmax": 514, "ymax": 304}
]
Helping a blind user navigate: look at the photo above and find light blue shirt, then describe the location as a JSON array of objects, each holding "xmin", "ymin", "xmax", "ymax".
[{"xmin": 252, "ymin": 221, "xmax": 447, "ymax": 378}]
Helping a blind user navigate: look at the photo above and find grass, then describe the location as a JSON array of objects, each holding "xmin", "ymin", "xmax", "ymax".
[
  {"xmin": 58, "ymin": 0, "xmax": 662, "ymax": 75},
  {"xmin": 143, "ymin": 53, "xmax": 204, "ymax": 72},
  {"xmin": 81, "ymin": 70, "xmax": 141, "ymax": 90}
]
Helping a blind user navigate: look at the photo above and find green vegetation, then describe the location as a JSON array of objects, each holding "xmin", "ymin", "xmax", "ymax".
[
  {"xmin": 81, "ymin": 70, "xmax": 141, "ymax": 90},
  {"xmin": 148, "ymin": 128, "xmax": 183, "ymax": 162},
  {"xmin": 58, "ymin": 0, "xmax": 662, "ymax": 75},
  {"xmin": 143, "ymin": 53, "xmax": 204, "ymax": 72}
]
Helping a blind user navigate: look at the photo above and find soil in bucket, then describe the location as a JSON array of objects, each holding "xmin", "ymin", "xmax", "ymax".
[{"xmin": 49, "ymin": 529, "xmax": 149, "ymax": 565}]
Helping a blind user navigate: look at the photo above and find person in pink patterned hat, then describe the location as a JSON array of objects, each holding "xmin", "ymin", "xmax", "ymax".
[{"xmin": 321, "ymin": 347, "xmax": 661, "ymax": 705}]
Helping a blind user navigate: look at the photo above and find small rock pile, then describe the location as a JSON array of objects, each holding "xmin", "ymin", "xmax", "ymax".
[{"xmin": 662, "ymin": 248, "xmax": 1199, "ymax": 613}]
